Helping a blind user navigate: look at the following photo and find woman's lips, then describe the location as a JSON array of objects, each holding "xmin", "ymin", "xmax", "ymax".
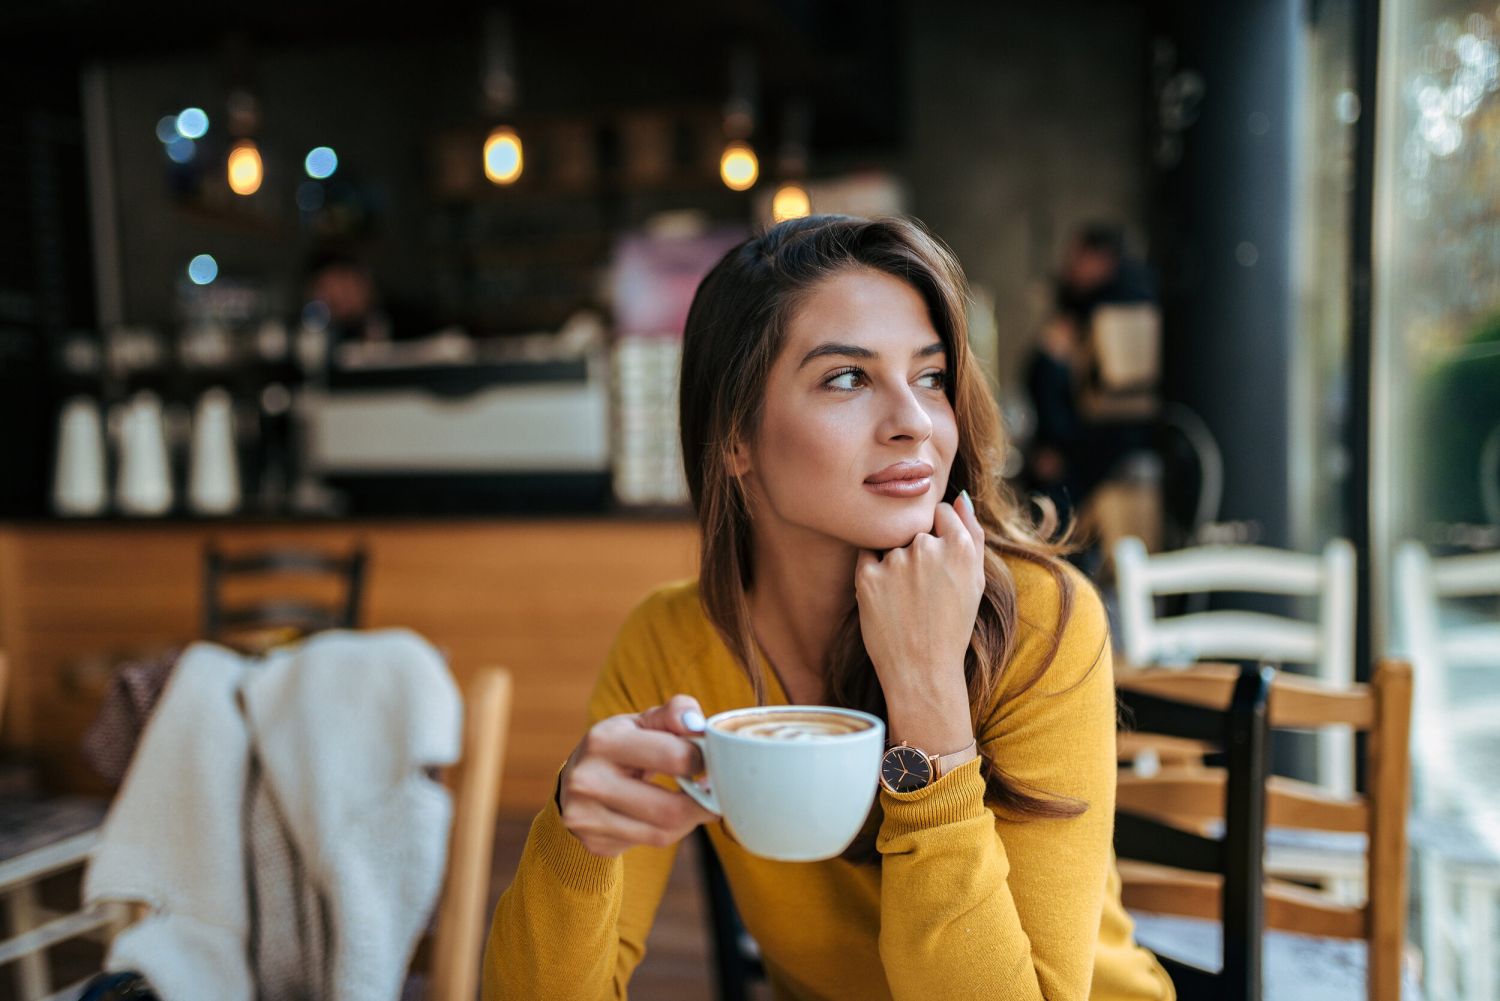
[{"xmin": 864, "ymin": 476, "xmax": 932, "ymax": 498}]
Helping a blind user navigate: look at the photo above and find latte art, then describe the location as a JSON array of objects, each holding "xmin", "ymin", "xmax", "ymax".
[{"xmin": 716, "ymin": 710, "xmax": 873, "ymax": 741}]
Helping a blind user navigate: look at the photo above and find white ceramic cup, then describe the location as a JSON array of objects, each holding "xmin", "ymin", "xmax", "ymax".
[{"xmin": 675, "ymin": 705, "xmax": 884, "ymax": 862}]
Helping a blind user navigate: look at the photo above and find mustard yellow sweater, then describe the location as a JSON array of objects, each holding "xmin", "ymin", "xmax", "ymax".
[{"xmin": 484, "ymin": 556, "xmax": 1175, "ymax": 1000}]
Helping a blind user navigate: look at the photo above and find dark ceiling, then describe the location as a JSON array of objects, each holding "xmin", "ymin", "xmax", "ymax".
[{"xmin": 1, "ymin": 0, "xmax": 907, "ymax": 153}]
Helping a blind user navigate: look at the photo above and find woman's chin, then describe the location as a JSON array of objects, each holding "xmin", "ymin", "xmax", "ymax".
[{"xmin": 848, "ymin": 508, "xmax": 938, "ymax": 551}]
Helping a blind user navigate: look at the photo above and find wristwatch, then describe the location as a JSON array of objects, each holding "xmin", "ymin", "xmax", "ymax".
[{"xmin": 879, "ymin": 738, "xmax": 978, "ymax": 793}]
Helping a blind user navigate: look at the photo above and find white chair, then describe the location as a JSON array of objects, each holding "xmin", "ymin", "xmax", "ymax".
[
  {"xmin": 1114, "ymin": 536, "xmax": 1357, "ymax": 796},
  {"xmin": 1394, "ymin": 542, "xmax": 1500, "ymax": 1001}
]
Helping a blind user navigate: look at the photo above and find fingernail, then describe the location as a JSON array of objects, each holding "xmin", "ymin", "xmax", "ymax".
[
  {"xmin": 960, "ymin": 489, "xmax": 972, "ymax": 512},
  {"xmin": 681, "ymin": 710, "xmax": 706, "ymax": 733}
]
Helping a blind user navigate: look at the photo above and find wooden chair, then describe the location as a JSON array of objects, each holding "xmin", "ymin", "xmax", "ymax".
[
  {"xmin": 1394, "ymin": 542, "xmax": 1500, "ymax": 1001},
  {"xmin": 1115, "ymin": 661, "xmax": 1274, "ymax": 1000},
  {"xmin": 426, "ymin": 665, "xmax": 514, "ymax": 1001},
  {"xmin": 67, "ymin": 665, "xmax": 512, "ymax": 1001},
  {"xmin": 202, "ymin": 543, "xmax": 368, "ymax": 647},
  {"xmin": 1116, "ymin": 659, "xmax": 1414, "ymax": 1001},
  {"xmin": 1114, "ymin": 536, "xmax": 1357, "ymax": 795},
  {"xmin": 695, "ymin": 827, "xmax": 766, "ymax": 1001},
  {"xmin": 1, "ymin": 646, "xmax": 123, "ymax": 1001}
]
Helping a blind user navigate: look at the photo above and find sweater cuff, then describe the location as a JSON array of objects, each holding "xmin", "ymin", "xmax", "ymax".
[
  {"xmin": 527, "ymin": 769, "xmax": 621, "ymax": 894},
  {"xmin": 876, "ymin": 756, "xmax": 989, "ymax": 849}
]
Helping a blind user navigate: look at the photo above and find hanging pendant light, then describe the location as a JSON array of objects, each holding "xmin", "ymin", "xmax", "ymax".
[
  {"xmin": 770, "ymin": 99, "xmax": 812, "ymax": 219},
  {"xmin": 228, "ymin": 140, "xmax": 263, "ymax": 196},
  {"xmin": 481, "ymin": 8, "xmax": 523, "ymax": 186},
  {"xmin": 719, "ymin": 44, "xmax": 759, "ymax": 191},
  {"xmin": 484, "ymin": 126, "xmax": 524, "ymax": 185}
]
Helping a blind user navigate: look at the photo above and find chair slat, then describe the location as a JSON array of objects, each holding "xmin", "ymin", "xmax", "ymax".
[
  {"xmin": 1118, "ymin": 665, "xmax": 1375, "ymax": 730},
  {"xmin": 1117, "ymin": 731, "xmax": 1215, "ymax": 765},
  {"xmin": 1117, "ymin": 770, "xmax": 1369, "ymax": 834},
  {"xmin": 0, "ymin": 903, "xmax": 115, "ymax": 966},
  {"xmin": 1139, "ymin": 545, "xmax": 1324, "ymax": 593},
  {"xmin": 217, "ymin": 601, "xmax": 345, "ymax": 631},
  {"xmin": 1120, "ymin": 863, "xmax": 1368, "ymax": 940},
  {"xmin": 1152, "ymin": 613, "xmax": 1319, "ymax": 664},
  {"xmin": 1264, "ymin": 879, "xmax": 1367, "ymax": 938},
  {"xmin": 1117, "ymin": 688, "xmax": 1232, "ymax": 744},
  {"xmin": 218, "ymin": 551, "xmax": 357, "ymax": 575},
  {"xmin": 1116, "ymin": 811, "xmax": 1223, "ymax": 874},
  {"xmin": 1118, "ymin": 860, "xmax": 1220, "ymax": 920}
]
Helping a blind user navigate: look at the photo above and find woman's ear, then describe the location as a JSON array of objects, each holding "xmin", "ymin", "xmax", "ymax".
[{"xmin": 726, "ymin": 438, "xmax": 752, "ymax": 477}]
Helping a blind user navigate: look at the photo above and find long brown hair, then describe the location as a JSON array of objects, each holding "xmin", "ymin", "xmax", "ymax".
[{"xmin": 679, "ymin": 215, "xmax": 1094, "ymax": 854}]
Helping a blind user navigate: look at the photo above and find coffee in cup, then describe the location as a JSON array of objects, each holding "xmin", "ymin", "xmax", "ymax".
[{"xmin": 676, "ymin": 705, "xmax": 884, "ymax": 862}]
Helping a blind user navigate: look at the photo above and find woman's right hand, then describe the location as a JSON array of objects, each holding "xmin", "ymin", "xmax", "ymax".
[{"xmin": 558, "ymin": 694, "xmax": 718, "ymax": 858}]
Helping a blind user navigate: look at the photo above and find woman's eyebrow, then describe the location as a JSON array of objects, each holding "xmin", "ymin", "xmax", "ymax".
[{"xmin": 797, "ymin": 341, "xmax": 946, "ymax": 370}]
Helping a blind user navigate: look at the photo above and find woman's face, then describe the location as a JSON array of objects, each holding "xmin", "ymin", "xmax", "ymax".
[{"xmin": 735, "ymin": 267, "xmax": 959, "ymax": 552}]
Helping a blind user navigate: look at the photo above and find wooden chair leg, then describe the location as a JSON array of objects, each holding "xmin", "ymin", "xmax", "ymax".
[{"xmin": 6, "ymin": 882, "xmax": 52, "ymax": 1001}]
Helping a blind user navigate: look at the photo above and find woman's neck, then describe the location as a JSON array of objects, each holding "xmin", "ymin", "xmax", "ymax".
[{"xmin": 746, "ymin": 521, "xmax": 859, "ymax": 696}]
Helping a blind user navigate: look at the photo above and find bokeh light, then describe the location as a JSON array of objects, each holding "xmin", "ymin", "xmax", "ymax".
[
  {"xmin": 155, "ymin": 115, "xmax": 179, "ymax": 144},
  {"xmin": 165, "ymin": 137, "xmax": 196, "ymax": 163},
  {"xmin": 719, "ymin": 141, "xmax": 759, "ymax": 191},
  {"xmin": 483, "ymin": 127, "xmax": 523, "ymax": 185},
  {"xmin": 187, "ymin": 254, "xmax": 219, "ymax": 285},
  {"xmin": 227, "ymin": 141, "xmax": 263, "ymax": 196},
  {"xmin": 304, "ymin": 146, "xmax": 338, "ymax": 179},
  {"xmin": 771, "ymin": 182, "xmax": 811, "ymax": 221},
  {"xmin": 175, "ymin": 107, "xmax": 209, "ymax": 139}
]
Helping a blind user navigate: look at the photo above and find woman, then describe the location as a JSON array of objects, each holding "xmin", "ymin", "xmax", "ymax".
[{"xmin": 484, "ymin": 215, "xmax": 1174, "ymax": 1000}]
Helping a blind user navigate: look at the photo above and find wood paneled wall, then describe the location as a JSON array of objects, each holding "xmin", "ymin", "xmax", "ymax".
[{"xmin": 0, "ymin": 519, "xmax": 698, "ymax": 813}]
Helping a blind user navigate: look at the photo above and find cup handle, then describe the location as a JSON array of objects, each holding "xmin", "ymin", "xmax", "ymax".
[{"xmin": 673, "ymin": 734, "xmax": 720, "ymax": 816}]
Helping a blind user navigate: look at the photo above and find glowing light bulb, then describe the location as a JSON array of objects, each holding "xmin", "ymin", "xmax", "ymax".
[
  {"xmin": 483, "ymin": 127, "xmax": 523, "ymax": 185},
  {"xmin": 720, "ymin": 141, "xmax": 759, "ymax": 191},
  {"xmin": 772, "ymin": 182, "xmax": 811, "ymax": 221},
  {"xmin": 227, "ymin": 141, "xmax": 263, "ymax": 196}
]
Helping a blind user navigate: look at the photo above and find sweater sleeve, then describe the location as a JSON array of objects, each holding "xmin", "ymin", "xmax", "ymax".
[
  {"xmin": 482, "ymin": 596, "xmax": 683, "ymax": 1000},
  {"xmin": 875, "ymin": 565, "xmax": 1117, "ymax": 1001}
]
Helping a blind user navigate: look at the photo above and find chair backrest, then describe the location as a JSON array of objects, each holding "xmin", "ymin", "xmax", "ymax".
[
  {"xmin": 427, "ymin": 666, "xmax": 513, "ymax": 1001},
  {"xmin": 1115, "ymin": 662, "xmax": 1273, "ymax": 1001},
  {"xmin": 1393, "ymin": 542, "xmax": 1500, "ymax": 808},
  {"xmin": 1114, "ymin": 536, "xmax": 1357, "ymax": 793},
  {"xmin": 202, "ymin": 543, "xmax": 368, "ymax": 644},
  {"xmin": 1116, "ymin": 659, "xmax": 1413, "ymax": 1001}
]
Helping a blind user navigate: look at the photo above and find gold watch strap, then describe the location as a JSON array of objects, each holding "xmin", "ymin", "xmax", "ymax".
[{"xmin": 932, "ymin": 739, "xmax": 979, "ymax": 779}]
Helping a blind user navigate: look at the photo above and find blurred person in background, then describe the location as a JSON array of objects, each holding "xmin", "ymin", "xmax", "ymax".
[
  {"xmin": 303, "ymin": 246, "xmax": 394, "ymax": 351},
  {"xmin": 1023, "ymin": 223, "xmax": 1157, "ymax": 528}
]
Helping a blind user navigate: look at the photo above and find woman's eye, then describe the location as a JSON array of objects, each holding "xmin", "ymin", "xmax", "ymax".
[
  {"xmin": 823, "ymin": 367, "xmax": 947, "ymax": 392},
  {"xmin": 825, "ymin": 367, "xmax": 865, "ymax": 390}
]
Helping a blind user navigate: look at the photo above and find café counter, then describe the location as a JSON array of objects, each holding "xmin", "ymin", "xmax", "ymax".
[{"xmin": 0, "ymin": 516, "xmax": 698, "ymax": 813}]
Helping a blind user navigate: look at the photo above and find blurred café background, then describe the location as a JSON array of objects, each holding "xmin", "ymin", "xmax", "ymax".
[{"xmin": 0, "ymin": 0, "xmax": 1497, "ymax": 999}]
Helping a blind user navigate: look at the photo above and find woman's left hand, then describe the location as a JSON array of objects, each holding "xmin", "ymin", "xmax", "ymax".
[{"xmin": 855, "ymin": 492, "xmax": 986, "ymax": 754}]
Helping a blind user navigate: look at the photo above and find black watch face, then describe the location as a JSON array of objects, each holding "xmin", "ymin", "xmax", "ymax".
[{"xmin": 882, "ymin": 745, "xmax": 933, "ymax": 792}]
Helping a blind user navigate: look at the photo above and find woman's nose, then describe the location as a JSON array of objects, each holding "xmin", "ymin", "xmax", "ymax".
[{"xmin": 879, "ymin": 385, "xmax": 933, "ymax": 443}]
